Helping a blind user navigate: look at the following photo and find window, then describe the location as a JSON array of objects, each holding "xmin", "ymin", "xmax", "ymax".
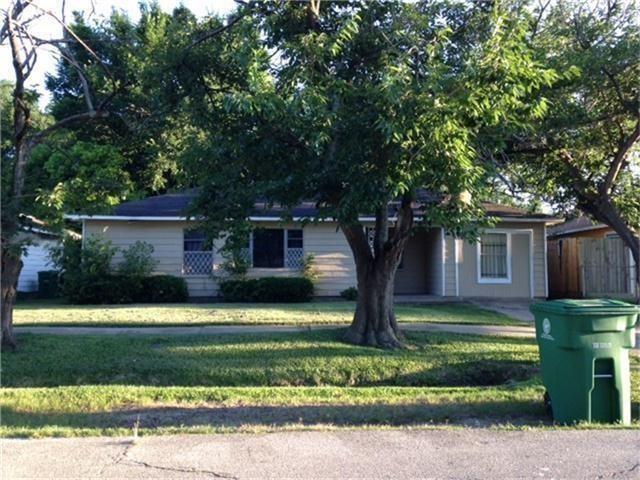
[
  {"xmin": 251, "ymin": 229, "xmax": 304, "ymax": 269},
  {"xmin": 286, "ymin": 229, "xmax": 304, "ymax": 268},
  {"xmin": 478, "ymin": 232, "xmax": 511, "ymax": 283},
  {"xmin": 253, "ymin": 229, "xmax": 284, "ymax": 268},
  {"xmin": 183, "ymin": 230, "xmax": 213, "ymax": 275}
]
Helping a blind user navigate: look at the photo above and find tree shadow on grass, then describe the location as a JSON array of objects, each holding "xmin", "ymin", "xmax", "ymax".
[
  {"xmin": 4, "ymin": 331, "xmax": 539, "ymax": 388},
  {"xmin": 6, "ymin": 399, "xmax": 638, "ymax": 436}
]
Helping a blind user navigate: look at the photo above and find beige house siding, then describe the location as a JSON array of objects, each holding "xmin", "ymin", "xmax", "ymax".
[
  {"xmin": 443, "ymin": 221, "xmax": 546, "ymax": 298},
  {"xmin": 84, "ymin": 220, "xmax": 219, "ymax": 297},
  {"xmin": 84, "ymin": 219, "xmax": 359, "ymax": 297},
  {"xmin": 84, "ymin": 218, "xmax": 548, "ymax": 299},
  {"xmin": 394, "ymin": 229, "xmax": 441, "ymax": 295}
]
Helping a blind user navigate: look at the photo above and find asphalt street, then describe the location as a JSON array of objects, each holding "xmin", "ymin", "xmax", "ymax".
[{"xmin": 3, "ymin": 429, "xmax": 639, "ymax": 479}]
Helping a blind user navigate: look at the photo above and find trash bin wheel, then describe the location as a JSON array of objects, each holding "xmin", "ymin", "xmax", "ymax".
[{"xmin": 543, "ymin": 390, "xmax": 553, "ymax": 416}]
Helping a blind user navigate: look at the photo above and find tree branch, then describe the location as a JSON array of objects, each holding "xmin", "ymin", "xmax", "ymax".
[
  {"xmin": 600, "ymin": 119, "xmax": 640, "ymax": 196},
  {"xmin": 191, "ymin": 11, "xmax": 248, "ymax": 47},
  {"xmin": 602, "ymin": 66, "xmax": 635, "ymax": 113}
]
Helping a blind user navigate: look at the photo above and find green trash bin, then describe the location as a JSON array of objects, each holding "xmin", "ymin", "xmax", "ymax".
[{"xmin": 530, "ymin": 299, "xmax": 639, "ymax": 424}]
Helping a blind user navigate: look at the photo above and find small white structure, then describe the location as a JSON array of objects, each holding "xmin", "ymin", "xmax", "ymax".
[{"xmin": 17, "ymin": 239, "xmax": 57, "ymax": 293}]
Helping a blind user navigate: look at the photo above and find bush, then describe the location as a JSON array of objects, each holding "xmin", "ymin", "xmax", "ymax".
[
  {"xmin": 340, "ymin": 287, "xmax": 358, "ymax": 301},
  {"xmin": 219, "ymin": 278, "xmax": 259, "ymax": 302},
  {"xmin": 61, "ymin": 274, "xmax": 139, "ymax": 304},
  {"xmin": 219, "ymin": 277, "xmax": 314, "ymax": 303},
  {"xmin": 118, "ymin": 241, "xmax": 158, "ymax": 277},
  {"xmin": 140, "ymin": 275, "xmax": 189, "ymax": 303},
  {"xmin": 51, "ymin": 234, "xmax": 187, "ymax": 304},
  {"xmin": 80, "ymin": 236, "xmax": 118, "ymax": 277},
  {"xmin": 62, "ymin": 274, "xmax": 187, "ymax": 304},
  {"xmin": 37, "ymin": 270, "xmax": 60, "ymax": 298}
]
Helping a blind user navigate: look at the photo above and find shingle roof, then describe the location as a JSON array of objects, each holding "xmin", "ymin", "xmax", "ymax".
[
  {"xmin": 114, "ymin": 192, "xmax": 197, "ymax": 217},
  {"xmin": 112, "ymin": 192, "xmax": 556, "ymax": 221},
  {"xmin": 547, "ymin": 216, "xmax": 607, "ymax": 238}
]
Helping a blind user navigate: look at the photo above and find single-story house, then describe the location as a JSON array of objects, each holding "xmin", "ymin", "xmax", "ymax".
[
  {"xmin": 547, "ymin": 216, "xmax": 638, "ymax": 299},
  {"xmin": 66, "ymin": 193, "xmax": 561, "ymax": 299}
]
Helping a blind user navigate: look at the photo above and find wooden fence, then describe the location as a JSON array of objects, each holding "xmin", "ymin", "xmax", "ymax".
[
  {"xmin": 548, "ymin": 235, "xmax": 638, "ymax": 299},
  {"xmin": 580, "ymin": 236, "xmax": 637, "ymax": 299}
]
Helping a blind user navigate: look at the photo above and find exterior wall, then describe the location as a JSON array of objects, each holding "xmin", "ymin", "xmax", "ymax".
[
  {"xmin": 303, "ymin": 223, "xmax": 357, "ymax": 296},
  {"xmin": 84, "ymin": 219, "xmax": 359, "ymax": 297},
  {"xmin": 85, "ymin": 218, "xmax": 548, "ymax": 299},
  {"xmin": 444, "ymin": 221, "xmax": 547, "ymax": 299},
  {"xmin": 394, "ymin": 228, "xmax": 441, "ymax": 295},
  {"xmin": 17, "ymin": 239, "xmax": 57, "ymax": 292},
  {"xmin": 84, "ymin": 220, "xmax": 218, "ymax": 295}
]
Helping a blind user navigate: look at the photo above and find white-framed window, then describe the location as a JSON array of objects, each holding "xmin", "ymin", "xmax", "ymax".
[
  {"xmin": 477, "ymin": 231, "xmax": 511, "ymax": 284},
  {"xmin": 182, "ymin": 230, "xmax": 213, "ymax": 276},
  {"xmin": 251, "ymin": 228, "xmax": 304, "ymax": 269}
]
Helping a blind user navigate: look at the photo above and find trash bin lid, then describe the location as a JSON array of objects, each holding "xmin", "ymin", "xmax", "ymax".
[{"xmin": 530, "ymin": 299, "xmax": 640, "ymax": 315}]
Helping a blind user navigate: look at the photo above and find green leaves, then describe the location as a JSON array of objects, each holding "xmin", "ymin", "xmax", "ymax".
[
  {"xmin": 329, "ymin": 12, "xmax": 361, "ymax": 57},
  {"xmin": 30, "ymin": 139, "xmax": 133, "ymax": 222},
  {"xmin": 502, "ymin": 0, "xmax": 640, "ymax": 229},
  {"xmin": 167, "ymin": 1, "xmax": 563, "ymax": 238}
]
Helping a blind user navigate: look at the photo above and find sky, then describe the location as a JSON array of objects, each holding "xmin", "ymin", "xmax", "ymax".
[{"xmin": 1, "ymin": 0, "xmax": 237, "ymax": 108}]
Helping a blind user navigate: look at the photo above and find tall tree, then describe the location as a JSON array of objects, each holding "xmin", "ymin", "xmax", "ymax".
[
  {"xmin": 1, "ymin": 0, "xmax": 116, "ymax": 348},
  {"xmin": 496, "ymin": 0, "xmax": 640, "ymax": 300},
  {"xmin": 43, "ymin": 4, "xmax": 201, "ymax": 196},
  {"xmin": 177, "ymin": 0, "xmax": 557, "ymax": 347}
]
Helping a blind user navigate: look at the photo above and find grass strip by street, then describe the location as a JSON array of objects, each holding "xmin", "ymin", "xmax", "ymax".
[
  {"xmin": 13, "ymin": 301, "xmax": 523, "ymax": 327},
  {"xmin": 0, "ymin": 383, "xmax": 549, "ymax": 438},
  {"xmin": 2, "ymin": 382, "xmax": 639, "ymax": 438}
]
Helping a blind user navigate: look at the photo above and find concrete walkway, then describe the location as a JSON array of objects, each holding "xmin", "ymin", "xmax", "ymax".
[
  {"xmin": 3, "ymin": 430, "xmax": 639, "ymax": 479},
  {"xmin": 15, "ymin": 322, "xmax": 536, "ymax": 338}
]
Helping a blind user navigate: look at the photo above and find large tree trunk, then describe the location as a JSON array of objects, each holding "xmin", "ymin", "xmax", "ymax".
[
  {"xmin": 341, "ymin": 200, "xmax": 413, "ymax": 348},
  {"xmin": 1, "ymin": 248, "xmax": 22, "ymax": 350},
  {"xmin": 343, "ymin": 254, "xmax": 404, "ymax": 348}
]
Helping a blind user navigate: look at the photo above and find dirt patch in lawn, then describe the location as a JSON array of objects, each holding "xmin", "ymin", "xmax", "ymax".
[
  {"xmin": 98, "ymin": 401, "xmax": 549, "ymax": 430},
  {"xmin": 439, "ymin": 362, "xmax": 539, "ymax": 387}
]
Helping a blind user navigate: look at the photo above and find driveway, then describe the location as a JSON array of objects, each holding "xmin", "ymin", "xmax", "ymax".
[
  {"xmin": 3, "ymin": 430, "xmax": 639, "ymax": 479},
  {"xmin": 469, "ymin": 299, "xmax": 535, "ymax": 322}
]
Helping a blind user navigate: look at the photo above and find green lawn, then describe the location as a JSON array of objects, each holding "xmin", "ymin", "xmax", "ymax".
[
  {"xmin": 13, "ymin": 301, "xmax": 524, "ymax": 327},
  {"xmin": 3, "ymin": 330, "xmax": 539, "ymax": 387},
  {"xmin": 2, "ymin": 329, "xmax": 638, "ymax": 437}
]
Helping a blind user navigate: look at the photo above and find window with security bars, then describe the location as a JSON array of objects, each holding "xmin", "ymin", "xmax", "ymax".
[
  {"xmin": 183, "ymin": 230, "xmax": 213, "ymax": 275},
  {"xmin": 479, "ymin": 233, "xmax": 508, "ymax": 280},
  {"xmin": 286, "ymin": 229, "xmax": 303, "ymax": 268}
]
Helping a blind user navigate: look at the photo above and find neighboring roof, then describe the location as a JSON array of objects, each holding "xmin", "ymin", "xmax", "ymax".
[
  {"xmin": 479, "ymin": 202, "xmax": 554, "ymax": 220},
  {"xmin": 19, "ymin": 214, "xmax": 82, "ymax": 240},
  {"xmin": 65, "ymin": 192, "xmax": 560, "ymax": 223},
  {"xmin": 547, "ymin": 216, "xmax": 609, "ymax": 238}
]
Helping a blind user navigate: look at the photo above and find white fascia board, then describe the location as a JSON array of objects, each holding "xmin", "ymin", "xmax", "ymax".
[
  {"xmin": 64, "ymin": 215, "xmax": 189, "ymax": 221},
  {"xmin": 65, "ymin": 213, "xmax": 561, "ymax": 224},
  {"xmin": 495, "ymin": 217, "xmax": 563, "ymax": 225}
]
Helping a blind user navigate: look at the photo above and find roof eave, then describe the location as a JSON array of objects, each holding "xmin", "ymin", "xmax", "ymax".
[{"xmin": 65, "ymin": 214, "xmax": 561, "ymax": 224}]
